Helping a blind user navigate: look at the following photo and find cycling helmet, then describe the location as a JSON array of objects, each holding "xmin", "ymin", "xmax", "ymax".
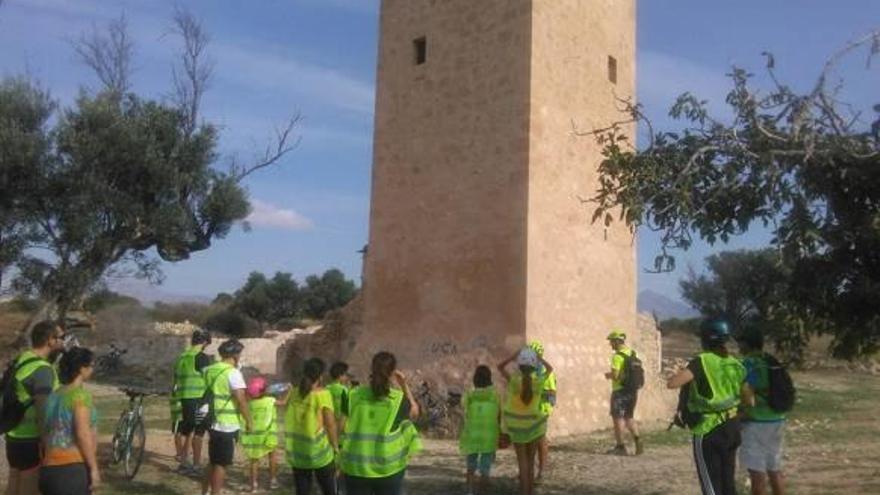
[
  {"xmin": 218, "ymin": 339, "xmax": 244, "ymax": 357},
  {"xmin": 517, "ymin": 347, "xmax": 539, "ymax": 368},
  {"xmin": 607, "ymin": 329, "xmax": 627, "ymax": 342},
  {"xmin": 192, "ymin": 328, "xmax": 212, "ymax": 346},
  {"xmin": 246, "ymin": 376, "xmax": 267, "ymax": 399},
  {"xmin": 700, "ymin": 318, "xmax": 731, "ymax": 348},
  {"xmin": 528, "ymin": 340, "xmax": 545, "ymax": 357}
]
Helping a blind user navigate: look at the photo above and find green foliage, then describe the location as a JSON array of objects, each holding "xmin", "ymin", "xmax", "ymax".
[
  {"xmin": 301, "ymin": 268, "xmax": 357, "ymax": 319},
  {"xmin": 658, "ymin": 317, "xmax": 701, "ymax": 336},
  {"xmin": 591, "ymin": 33, "xmax": 880, "ymax": 358},
  {"xmin": 203, "ymin": 308, "xmax": 259, "ymax": 337},
  {"xmin": 227, "ymin": 268, "xmax": 357, "ymax": 326},
  {"xmin": 83, "ymin": 289, "xmax": 141, "ymax": 313},
  {"xmin": 149, "ymin": 302, "xmax": 212, "ymax": 324}
]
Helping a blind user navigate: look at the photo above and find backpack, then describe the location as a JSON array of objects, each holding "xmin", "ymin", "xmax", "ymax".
[
  {"xmin": 0, "ymin": 356, "xmax": 42, "ymax": 435},
  {"xmin": 618, "ymin": 351, "xmax": 645, "ymax": 392},
  {"xmin": 670, "ymin": 384, "xmax": 702, "ymax": 430},
  {"xmin": 763, "ymin": 354, "xmax": 795, "ymax": 413}
]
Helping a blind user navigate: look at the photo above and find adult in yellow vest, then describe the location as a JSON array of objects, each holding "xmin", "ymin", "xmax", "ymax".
[
  {"xmin": 4, "ymin": 320, "xmax": 63, "ymax": 495},
  {"xmin": 459, "ymin": 365, "xmax": 500, "ymax": 495},
  {"xmin": 172, "ymin": 329, "xmax": 213, "ymax": 474},
  {"xmin": 603, "ymin": 329, "xmax": 642, "ymax": 456},
  {"xmin": 283, "ymin": 358, "xmax": 338, "ymax": 495},
  {"xmin": 667, "ymin": 319, "xmax": 754, "ymax": 495},
  {"xmin": 498, "ymin": 347, "xmax": 553, "ymax": 495},
  {"xmin": 200, "ymin": 339, "xmax": 253, "ymax": 495},
  {"xmin": 341, "ymin": 351, "xmax": 422, "ymax": 495},
  {"xmin": 528, "ymin": 340, "xmax": 556, "ymax": 480}
]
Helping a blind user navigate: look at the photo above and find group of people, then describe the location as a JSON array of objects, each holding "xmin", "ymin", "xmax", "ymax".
[{"xmin": 2, "ymin": 317, "xmax": 786, "ymax": 495}]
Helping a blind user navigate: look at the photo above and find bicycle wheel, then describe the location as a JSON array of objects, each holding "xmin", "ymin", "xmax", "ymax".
[
  {"xmin": 110, "ymin": 412, "xmax": 131, "ymax": 464},
  {"xmin": 123, "ymin": 418, "xmax": 146, "ymax": 480}
]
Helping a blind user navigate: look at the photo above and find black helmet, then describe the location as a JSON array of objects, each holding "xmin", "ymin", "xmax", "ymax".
[
  {"xmin": 192, "ymin": 328, "xmax": 212, "ymax": 346},
  {"xmin": 700, "ymin": 318, "xmax": 731, "ymax": 348},
  {"xmin": 218, "ymin": 339, "xmax": 244, "ymax": 358}
]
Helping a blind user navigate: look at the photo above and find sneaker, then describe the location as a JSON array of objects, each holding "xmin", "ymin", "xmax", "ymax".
[
  {"xmin": 605, "ymin": 444, "xmax": 628, "ymax": 456},
  {"xmin": 635, "ymin": 437, "xmax": 645, "ymax": 456},
  {"xmin": 188, "ymin": 463, "xmax": 203, "ymax": 476},
  {"xmin": 176, "ymin": 462, "xmax": 192, "ymax": 474}
]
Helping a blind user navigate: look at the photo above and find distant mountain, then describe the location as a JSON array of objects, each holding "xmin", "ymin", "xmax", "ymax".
[
  {"xmin": 109, "ymin": 279, "xmax": 213, "ymax": 306},
  {"xmin": 637, "ymin": 290, "xmax": 699, "ymax": 320}
]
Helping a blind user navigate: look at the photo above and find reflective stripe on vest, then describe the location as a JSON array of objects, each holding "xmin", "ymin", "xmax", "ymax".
[
  {"xmin": 459, "ymin": 386, "xmax": 500, "ymax": 455},
  {"xmin": 689, "ymin": 352, "xmax": 746, "ymax": 436},
  {"xmin": 8, "ymin": 351, "xmax": 58, "ymax": 439},
  {"xmin": 284, "ymin": 389, "xmax": 335, "ymax": 469},
  {"xmin": 174, "ymin": 347, "xmax": 208, "ymax": 399},
  {"xmin": 202, "ymin": 362, "xmax": 240, "ymax": 429},
  {"xmin": 241, "ymin": 396, "xmax": 278, "ymax": 457},
  {"xmin": 502, "ymin": 373, "xmax": 547, "ymax": 444},
  {"xmin": 340, "ymin": 386, "xmax": 422, "ymax": 478}
]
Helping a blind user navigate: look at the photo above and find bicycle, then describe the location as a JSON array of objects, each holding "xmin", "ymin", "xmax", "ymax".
[
  {"xmin": 95, "ymin": 344, "xmax": 128, "ymax": 377},
  {"xmin": 110, "ymin": 387, "xmax": 154, "ymax": 480}
]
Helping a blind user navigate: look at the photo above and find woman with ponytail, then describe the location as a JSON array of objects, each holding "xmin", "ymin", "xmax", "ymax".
[
  {"xmin": 284, "ymin": 358, "xmax": 338, "ymax": 495},
  {"xmin": 39, "ymin": 347, "xmax": 100, "ymax": 495},
  {"xmin": 498, "ymin": 347, "xmax": 553, "ymax": 495},
  {"xmin": 340, "ymin": 351, "xmax": 421, "ymax": 495}
]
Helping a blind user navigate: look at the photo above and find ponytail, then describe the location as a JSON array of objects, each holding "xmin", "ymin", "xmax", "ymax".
[
  {"xmin": 298, "ymin": 358, "xmax": 326, "ymax": 397},
  {"xmin": 519, "ymin": 365, "xmax": 534, "ymax": 404},
  {"xmin": 370, "ymin": 351, "xmax": 397, "ymax": 399}
]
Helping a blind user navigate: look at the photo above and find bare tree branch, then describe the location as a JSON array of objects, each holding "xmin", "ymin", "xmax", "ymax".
[
  {"xmin": 73, "ymin": 15, "xmax": 133, "ymax": 95},
  {"xmin": 232, "ymin": 114, "xmax": 304, "ymax": 182},
  {"xmin": 169, "ymin": 8, "xmax": 214, "ymax": 136}
]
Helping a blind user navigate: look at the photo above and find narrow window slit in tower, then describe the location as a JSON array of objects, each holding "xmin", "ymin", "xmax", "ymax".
[
  {"xmin": 414, "ymin": 37, "xmax": 427, "ymax": 65},
  {"xmin": 607, "ymin": 55, "xmax": 618, "ymax": 84}
]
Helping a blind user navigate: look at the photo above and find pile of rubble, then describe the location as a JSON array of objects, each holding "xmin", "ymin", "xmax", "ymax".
[{"xmin": 154, "ymin": 320, "xmax": 200, "ymax": 336}]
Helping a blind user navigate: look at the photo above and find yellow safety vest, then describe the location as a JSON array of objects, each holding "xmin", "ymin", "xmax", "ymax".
[
  {"xmin": 8, "ymin": 351, "xmax": 58, "ymax": 439},
  {"xmin": 340, "ymin": 386, "xmax": 422, "ymax": 478},
  {"xmin": 502, "ymin": 372, "xmax": 547, "ymax": 444},
  {"xmin": 689, "ymin": 352, "xmax": 746, "ymax": 436},
  {"xmin": 459, "ymin": 386, "xmax": 500, "ymax": 455},
  {"xmin": 284, "ymin": 388, "xmax": 335, "ymax": 469},
  {"xmin": 202, "ymin": 362, "xmax": 240, "ymax": 429},
  {"xmin": 174, "ymin": 347, "xmax": 208, "ymax": 400},
  {"xmin": 242, "ymin": 396, "xmax": 278, "ymax": 459}
]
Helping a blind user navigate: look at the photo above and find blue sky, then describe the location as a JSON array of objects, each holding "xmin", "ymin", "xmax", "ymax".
[{"xmin": 1, "ymin": 0, "xmax": 877, "ymax": 303}]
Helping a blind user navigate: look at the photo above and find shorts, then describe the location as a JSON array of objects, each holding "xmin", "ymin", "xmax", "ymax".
[
  {"xmin": 740, "ymin": 421, "xmax": 785, "ymax": 473},
  {"xmin": 610, "ymin": 390, "xmax": 637, "ymax": 419},
  {"xmin": 208, "ymin": 429, "xmax": 238, "ymax": 467},
  {"xmin": 5, "ymin": 437, "xmax": 41, "ymax": 471},
  {"xmin": 179, "ymin": 398, "xmax": 209, "ymax": 436},
  {"xmin": 39, "ymin": 463, "xmax": 90, "ymax": 495},
  {"xmin": 466, "ymin": 453, "xmax": 496, "ymax": 477}
]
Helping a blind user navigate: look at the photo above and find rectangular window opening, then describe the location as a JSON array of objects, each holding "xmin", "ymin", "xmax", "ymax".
[
  {"xmin": 414, "ymin": 36, "xmax": 427, "ymax": 65},
  {"xmin": 607, "ymin": 55, "xmax": 618, "ymax": 84}
]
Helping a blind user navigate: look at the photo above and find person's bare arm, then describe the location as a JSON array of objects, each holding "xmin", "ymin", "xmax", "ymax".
[
  {"xmin": 74, "ymin": 402, "xmax": 100, "ymax": 489},
  {"xmin": 33, "ymin": 394, "xmax": 49, "ymax": 434},
  {"xmin": 667, "ymin": 368, "xmax": 695, "ymax": 389},
  {"xmin": 393, "ymin": 370, "xmax": 420, "ymax": 420},
  {"xmin": 232, "ymin": 388, "xmax": 253, "ymax": 432},
  {"xmin": 740, "ymin": 382, "xmax": 756, "ymax": 408},
  {"xmin": 497, "ymin": 352, "xmax": 518, "ymax": 381},
  {"xmin": 322, "ymin": 407, "xmax": 339, "ymax": 451}
]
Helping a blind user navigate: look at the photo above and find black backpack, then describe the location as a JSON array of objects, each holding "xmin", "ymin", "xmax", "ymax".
[
  {"xmin": 670, "ymin": 384, "xmax": 702, "ymax": 430},
  {"xmin": 618, "ymin": 351, "xmax": 645, "ymax": 392},
  {"xmin": 0, "ymin": 356, "xmax": 42, "ymax": 435},
  {"xmin": 763, "ymin": 354, "xmax": 795, "ymax": 413}
]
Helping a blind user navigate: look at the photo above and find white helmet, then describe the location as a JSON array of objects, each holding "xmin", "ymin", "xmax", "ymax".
[{"xmin": 516, "ymin": 347, "xmax": 539, "ymax": 368}]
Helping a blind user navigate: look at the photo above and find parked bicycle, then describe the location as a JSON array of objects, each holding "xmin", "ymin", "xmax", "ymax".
[
  {"xmin": 110, "ymin": 387, "xmax": 155, "ymax": 480},
  {"xmin": 95, "ymin": 344, "xmax": 128, "ymax": 376}
]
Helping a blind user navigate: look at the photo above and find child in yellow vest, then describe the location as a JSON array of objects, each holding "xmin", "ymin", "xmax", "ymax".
[
  {"xmin": 241, "ymin": 376, "xmax": 279, "ymax": 492},
  {"xmin": 459, "ymin": 365, "xmax": 500, "ymax": 495}
]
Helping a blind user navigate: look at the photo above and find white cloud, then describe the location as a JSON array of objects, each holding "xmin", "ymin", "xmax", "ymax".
[{"xmin": 246, "ymin": 199, "xmax": 313, "ymax": 231}]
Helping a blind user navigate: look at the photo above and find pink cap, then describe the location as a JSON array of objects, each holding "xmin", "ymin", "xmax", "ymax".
[{"xmin": 246, "ymin": 376, "xmax": 267, "ymax": 399}]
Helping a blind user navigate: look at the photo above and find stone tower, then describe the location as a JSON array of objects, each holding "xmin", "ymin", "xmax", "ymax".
[{"xmin": 361, "ymin": 0, "xmax": 643, "ymax": 435}]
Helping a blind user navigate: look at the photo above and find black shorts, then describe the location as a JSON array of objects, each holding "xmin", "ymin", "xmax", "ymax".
[
  {"xmin": 179, "ymin": 398, "xmax": 209, "ymax": 436},
  {"xmin": 5, "ymin": 437, "xmax": 41, "ymax": 471},
  {"xmin": 208, "ymin": 430, "xmax": 238, "ymax": 467},
  {"xmin": 39, "ymin": 463, "xmax": 90, "ymax": 495},
  {"xmin": 610, "ymin": 390, "xmax": 637, "ymax": 419}
]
